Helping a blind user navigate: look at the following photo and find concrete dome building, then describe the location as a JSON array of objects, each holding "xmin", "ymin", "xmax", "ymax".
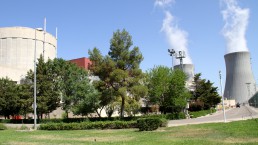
[
  {"xmin": 0, "ymin": 27, "xmax": 57, "ymax": 82},
  {"xmin": 224, "ymin": 51, "xmax": 256, "ymax": 104},
  {"xmin": 174, "ymin": 64, "xmax": 195, "ymax": 91},
  {"xmin": 174, "ymin": 64, "xmax": 194, "ymax": 82}
]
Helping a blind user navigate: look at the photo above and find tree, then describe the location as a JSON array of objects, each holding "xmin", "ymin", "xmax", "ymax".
[
  {"xmin": 89, "ymin": 29, "xmax": 147, "ymax": 118},
  {"xmin": 190, "ymin": 73, "xmax": 221, "ymax": 110},
  {"xmin": 17, "ymin": 81, "xmax": 33, "ymax": 119},
  {"xmin": 146, "ymin": 66, "xmax": 172, "ymax": 107},
  {"xmin": 51, "ymin": 58, "xmax": 78, "ymax": 118},
  {"xmin": 50, "ymin": 58, "xmax": 100, "ymax": 118},
  {"xmin": 164, "ymin": 69, "xmax": 191, "ymax": 113},
  {"xmin": 0, "ymin": 77, "xmax": 20, "ymax": 119},
  {"xmin": 26, "ymin": 56, "xmax": 61, "ymax": 119},
  {"xmin": 146, "ymin": 67, "xmax": 190, "ymax": 114}
]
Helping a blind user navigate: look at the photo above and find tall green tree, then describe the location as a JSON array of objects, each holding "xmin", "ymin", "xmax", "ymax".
[
  {"xmin": 26, "ymin": 56, "xmax": 60, "ymax": 119},
  {"xmin": 146, "ymin": 67, "xmax": 190, "ymax": 114},
  {"xmin": 165, "ymin": 69, "xmax": 191, "ymax": 113},
  {"xmin": 17, "ymin": 81, "xmax": 33, "ymax": 119},
  {"xmin": 51, "ymin": 58, "xmax": 78, "ymax": 118},
  {"xmin": 51, "ymin": 58, "xmax": 100, "ymax": 118},
  {"xmin": 191, "ymin": 73, "xmax": 221, "ymax": 110},
  {"xmin": 146, "ymin": 66, "xmax": 172, "ymax": 107},
  {"xmin": 89, "ymin": 29, "xmax": 147, "ymax": 118},
  {"xmin": 0, "ymin": 77, "xmax": 19, "ymax": 119}
]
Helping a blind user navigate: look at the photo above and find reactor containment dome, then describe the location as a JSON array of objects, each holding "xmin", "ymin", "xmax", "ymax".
[
  {"xmin": 0, "ymin": 27, "xmax": 57, "ymax": 82},
  {"xmin": 174, "ymin": 64, "xmax": 195, "ymax": 91}
]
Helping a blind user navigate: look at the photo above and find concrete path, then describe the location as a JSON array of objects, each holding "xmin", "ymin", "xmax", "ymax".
[
  {"xmin": 4, "ymin": 123, "xmax": 40, "ymax": 129},
  {"xmin": 168, "ymin": 106, "xmax": 258, "ymax": 127}
]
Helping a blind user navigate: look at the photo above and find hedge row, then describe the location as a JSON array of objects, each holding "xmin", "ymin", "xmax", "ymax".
[
  {"xmin": 189, "ymin": 109, "xmax": 216, "ymax": 118},
  {"xmin": 0, "ymin": 113, "xmax": 184, "ymax": 124},
  {"xmin": 39, "ymin": 118, "xmax": 168, "ymax": 131},
  {"xmin": 39, "ymin": 121, "xmax": 137, "ymax": 130}
]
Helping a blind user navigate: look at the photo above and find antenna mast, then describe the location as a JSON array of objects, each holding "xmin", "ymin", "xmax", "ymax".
[{"xmin": 43, "ymin": 17, "xmax": 46, "ymax": 59}]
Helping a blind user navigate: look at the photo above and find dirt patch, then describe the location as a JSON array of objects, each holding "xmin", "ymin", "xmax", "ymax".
[
  {"xmin": 30, "ymin": 135, "xmax": 62, "ymax": 140},
  {"xmin": 5, "ymin": 142, "xmax": 38, "ymax": 145},
  {"xmin": 74, "ymin": 136, "xmax": 134, "ymax": 142},
  {"xmin": 168, "ymin": 128, "xmax": 213, "ymax": 138},
  {"xmin": 30, "ymin": 134, "xmax": 134, "ymax": 142},
  {"xmin": 221, "ymin": 137, "xmax": 258, "ymax": 143}
]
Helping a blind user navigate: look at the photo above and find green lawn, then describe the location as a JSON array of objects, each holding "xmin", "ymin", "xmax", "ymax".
[{"xmin": 0, "ymin": 119, "xmax": 258, "ymax": 145}]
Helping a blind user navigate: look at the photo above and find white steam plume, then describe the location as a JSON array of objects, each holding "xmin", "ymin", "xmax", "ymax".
[
  {"xmin": 221, "ymin": 0, "xmax": 249, "ymax": 54},
  {"xmin": 161, "ymin": 11, "xmax": 192, "ymax": 65},
  {"xmin": 155, "ymin": 0, "xmax": 192, "ymax": 65},
  {"xmin": 154, "ymin": 0, "xmax": 174, "ymax": 8}
]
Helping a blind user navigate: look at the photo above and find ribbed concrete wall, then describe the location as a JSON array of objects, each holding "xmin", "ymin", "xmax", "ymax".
[
  {"xmin": 224, "ymin": 51, "xmax": 256, "ymax": 104},
  {"xmin": 174, "ymin": 64, "xmax": 194, "ymax": 82},
  {"xmin": 0, "ymin": 27, "xmax": 57, "ymax": 82}
]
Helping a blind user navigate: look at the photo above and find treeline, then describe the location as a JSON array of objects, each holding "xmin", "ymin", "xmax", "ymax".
[{"xmin": 0, "ymin": 29, "xmax": 221, "ymax": 119}]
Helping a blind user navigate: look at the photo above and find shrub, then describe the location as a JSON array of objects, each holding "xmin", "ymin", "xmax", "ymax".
[
  {"xmin": 137, "ymin": 118, "xmax": 162, "ymax": 131},
  {"xmin": 0, "ymin": 123, "xmax": 7, "ymax": 130},
  {"xmin": 20, "ymin": 125, "xmax": 29, "ymax": 130},
  {"xmin": 159, "ymin": 118, "xmax": 168, "ymax": 127},
  {"xmin": 189, "ymin": 109, "xmax": 216, "ymax": 118},
  {"xmin": 39, "ymin": 121, "xmax": 137, "ymax": 130}
]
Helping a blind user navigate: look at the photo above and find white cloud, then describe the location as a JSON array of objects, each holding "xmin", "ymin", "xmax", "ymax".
[
  {"xmin": 161, "ymin": 11, "xmax": 192, "ymax": 65},
  {"xmin": 221, "ymin": 0, "xmax": 249, "ymax": 54},
  {"xmin": 154, "ymin": 0, "xmax": 174, "ymax": 8}
]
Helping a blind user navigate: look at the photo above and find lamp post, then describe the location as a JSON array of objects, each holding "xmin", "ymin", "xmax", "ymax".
[
  {"xmin": 34, "ymin": 28, "xmax": 43, "ymax": 130},
  {"xmin": 168, "ymin": 49, "xmax": 175, "ymax": 69},
  {"xmin": 246, "ymin": 82, "xmax": 251, "ymax": 106},
  {"xmin": 219, "ymin": 71, "xmax": 226, "ymax": 122},
  {"xmin": 176, "ymin": 51, "xmax": 185, "ymax": 70}
]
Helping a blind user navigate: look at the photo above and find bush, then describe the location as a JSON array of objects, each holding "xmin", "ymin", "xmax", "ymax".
[
  {"xmin": 137, "ymin": 118, "xmax": 163, "ymax": 131},
  {"xmin": 20, "ymin": 125, "xmax": 29, "ymax": 130},
  {"xmin": 0, "ymin": 123, "xmax": 7, "ymax": 130},
  {"xmin": 189, "ymin": 109, "xmax": 216, "ymax": 118},
  {"xmin": 159, "ymin": 118, "xmax": 168, "ymax": 127},
  {"xmin": 39, "ymin": 121, "xmax": 137, "ymax": 130},
  {"xmin": 141, "ymin": 112, "xmax": 186, "ymax": 120}
]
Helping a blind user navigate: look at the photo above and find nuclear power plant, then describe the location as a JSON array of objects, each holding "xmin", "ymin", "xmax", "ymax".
[
  {"xmin": 0, "ymin": 27, "xmax": 57, "ymax": 82},
  {"xmin": 224, "ymin": 51, "xmax": 256, "ymax": 104}
]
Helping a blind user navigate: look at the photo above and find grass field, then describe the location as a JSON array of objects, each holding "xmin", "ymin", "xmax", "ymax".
[{"xmin": 0, "ymin": 119, "xmax": 258, "ymax": 145}]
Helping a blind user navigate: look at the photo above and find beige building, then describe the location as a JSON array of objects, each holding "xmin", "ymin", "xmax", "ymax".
[{"xmin": 0, "ymin": 27, "xmax": 57, "ymax": 82}]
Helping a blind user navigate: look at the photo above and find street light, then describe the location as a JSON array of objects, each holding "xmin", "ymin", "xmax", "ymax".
[
  {"xmin": 34, "ymin": 28, "xmax": 43, "ymax": 130},
  {"xmin": 176, "ymin": 50, "xmax": 185, "ymax": 70},
  {"xmin": 168, "ymin": 49, "xmax": 175, "ymax": 69},
  {"xmin": 246, "ymin": 82, "xmax": 251, "ymax": 106},
  {"xmin": 219, "ymin": 71, "xmax": 226, "ymax": 122}
]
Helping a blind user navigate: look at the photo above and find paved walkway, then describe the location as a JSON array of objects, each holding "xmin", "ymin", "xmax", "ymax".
[
  {"xmin": 4, "ymin": 123, "xmax": 40, "ymax": 129},
  {"xmin": 168, "ymin": 106, "xmax": 258, "ymax": 127}
]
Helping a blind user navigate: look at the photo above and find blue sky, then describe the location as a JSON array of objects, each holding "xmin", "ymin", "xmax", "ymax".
[{"xmin": 0, "ymin": 0, "xmax": 257, "ymax": 90}]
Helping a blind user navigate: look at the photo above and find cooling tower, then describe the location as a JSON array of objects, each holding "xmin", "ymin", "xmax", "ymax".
[
  {"xmin": 0, "ymin": 27, "xmax": 57, "ymax": 82},
  {"xmin": 224, "ymin": 51, "xmax": 256, "ymax": 104},
  {"xmin": 174, "ymin": 64, "xmax": 194, "ymax": 82}
]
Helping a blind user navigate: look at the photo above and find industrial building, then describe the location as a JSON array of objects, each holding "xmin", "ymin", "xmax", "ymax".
[
  {"xmin": 0, "ymin": 27, "xmax": 57, "ymax": 82},
  {"xmin": 174, "ymin": 64, "xmax": 195, "ymax": 91},
  {"xmin": 69, "ymin": 57, "xmax": 92, "ymax": 70},
  {"xmin": 224, "ymin": 51, "xmax": 256, "ymax": 104}
]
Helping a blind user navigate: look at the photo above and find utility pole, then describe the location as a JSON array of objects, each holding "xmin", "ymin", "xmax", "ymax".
[{"xmin": 219, "ymin": 71, "xmax": 226, "ymax": 123}]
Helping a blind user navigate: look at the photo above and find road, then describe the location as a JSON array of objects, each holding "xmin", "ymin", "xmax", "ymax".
[{"xmin": 168, "ymin": 106, "xmax": 258, "ymax": 127}]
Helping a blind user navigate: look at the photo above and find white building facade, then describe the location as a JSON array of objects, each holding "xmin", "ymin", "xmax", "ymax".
[{"xmin": 0, "ymin": 27, "xmax": 57, "ymax": 82}]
